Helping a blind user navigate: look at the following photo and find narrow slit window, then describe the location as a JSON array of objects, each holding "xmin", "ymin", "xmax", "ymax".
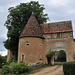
[
  {"xmin": 74, "ymin": 54, "xmax": 75, "ymax": 60},
  {"xmin": 22, "ymin": 54, "xmax": 24, "ymax": 61}
]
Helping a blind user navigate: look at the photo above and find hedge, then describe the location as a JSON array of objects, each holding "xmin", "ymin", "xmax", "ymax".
[{"xmin": 63, "ymin": 62, "xmax": 75, "ymax": 75}]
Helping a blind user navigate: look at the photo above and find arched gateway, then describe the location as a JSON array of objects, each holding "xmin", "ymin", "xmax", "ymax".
[
  {"xmin": 16, "ymin": 13, "xmax": 75, "ymax": 64},
  {"xmin": 54, "ymin": 50, "xmax": 66, "ymax": 62},
  {"xmin": 45, "ymin": 38, "xmax": 75, "ymax": 63}
]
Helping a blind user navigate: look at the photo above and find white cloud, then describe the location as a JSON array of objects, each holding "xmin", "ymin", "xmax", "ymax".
[
  {"xmin": 0, "ymin": 50, "xmax": 7, "ymax": 56},
  {"xmin": 68, "ymin": 10, "xmax": 75, "ymax": 14},
  {"xmin": 48, "ymin": 0, "xmax": 71, "ymax": 7}
]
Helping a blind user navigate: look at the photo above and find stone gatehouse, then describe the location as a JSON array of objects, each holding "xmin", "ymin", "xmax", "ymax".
[
  {"xmin": 18, "ymin": 13, "xmax": 75, "ymax": 64},
  {"xmin": 7, "ymin": 13, "xmax": 75, "ymax": 64}
]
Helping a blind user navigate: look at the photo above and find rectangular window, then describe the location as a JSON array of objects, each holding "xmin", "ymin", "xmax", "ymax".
[
  {"xmin": 22, "ymin": 54, "xmax": 24, "ymax": 61},
  {"xmin": 57, "ymin": 33, "xmax": 60, "ymax": 38}
]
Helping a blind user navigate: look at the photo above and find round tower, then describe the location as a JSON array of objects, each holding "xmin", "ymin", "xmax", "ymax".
[{"xmin": 18, "ymin": 13, "xmax": 46, "ymax": 64}]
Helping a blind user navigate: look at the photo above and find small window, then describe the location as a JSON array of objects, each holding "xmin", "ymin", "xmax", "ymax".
[
  {"xmin": 57, "ymin": 33, "xmax": 60, "ymax": 38},
  {"xmin": 22, "ymin": 54, "xmax": 24, "ymax": 61},
  {"xmin": 26, "ymin": 43, "xmax": 30, "ymax": 45},
  {"xmin": 40, "ymin": 44, "xmax": 42, "ymax": 47},
  {"xmin": 39, "ymin": 59, "xmax": 42, "ymax": 60},
  {"xmin": 70, "ymin": 32, "xmax": 73, "ymax": 37}
]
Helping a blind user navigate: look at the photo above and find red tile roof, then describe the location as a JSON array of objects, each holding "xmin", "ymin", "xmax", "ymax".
[
  {"xmin": 20, "ymin": 13, "xmax": 43, "ymax": 38},
  {"xmin": 40, "ymin": 21, "xmax": 73, "ymax": 34},
  {"xmin": 20, "ymin": 13, "xmax": 73, "ymax": 38}
]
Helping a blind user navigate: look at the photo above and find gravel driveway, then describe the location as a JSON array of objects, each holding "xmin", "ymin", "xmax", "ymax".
[{"xmin": 30, "ymin": 65, "xmax": 63, "ymax": 75}]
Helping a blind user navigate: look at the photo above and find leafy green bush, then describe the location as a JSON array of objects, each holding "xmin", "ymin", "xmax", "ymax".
[
  {"xmin": 63, "ymin": 62, "xmax": 75, "ymax": 75},
  {"xmin": 46, "ymin": 51, "xmax": 55, "ymax": 58},
  {"xmin": 2, "ymin": 65, "xmax": 10, "ymax": 74},
  {"xmin": 1, "ymin": 62, "xmax": 31, "ymax": 74},
  {"xmin": 11, "ymin": 62, "xmax": 31, "ymax": 74},
  {"xmin": 0, "ymin": 55, "xmax": 7, "ymax": 68},
  {"xmin": 46, "ymin": 51, "xmax": 55, "ymax": 65}
]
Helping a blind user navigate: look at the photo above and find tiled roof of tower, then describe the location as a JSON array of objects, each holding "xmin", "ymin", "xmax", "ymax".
[
  {"xmin": 40, "ymin": 21, "xmax": 73, "ymax": 34},
  {"xmin": 20, "ymin": 13, "xmax": 43, "ymax": 38}
]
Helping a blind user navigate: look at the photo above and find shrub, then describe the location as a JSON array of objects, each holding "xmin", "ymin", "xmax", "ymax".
[
  {"xmin": 11, "ymin": 62, "xmax": 31, "ymax": 74},
  {"xmin": 2, "ymin": 65, "xmax": 10, "ymax": 74},
  {"xmin": 46, "ymin": 51, "xmax": 55, "ymax": 58},
  {"xmin": 63, "ymin": 62, "xmax": 75, "ymax": 75},
  {"xmin": 0, "ymin": 55, "xmax": 7, "ymax": 68},
  {"xmin": 1, "ymin": 62, "xmax": 31, "ymax": 74}
]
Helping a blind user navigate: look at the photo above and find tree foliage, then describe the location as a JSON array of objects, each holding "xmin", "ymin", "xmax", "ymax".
[
  {"xmin": 46, "ymin": 51, "xmax": 55, "ymax": 65},
  {"xmin": 0, "ymin": 55, "xmax": 7, "ymax": 68},
  {"xmin": 4, "ymin": 1, "xmax": 49, "ymax": 60},
  {"xmin": 46, "ymin": 51, "xmax": 55, "ymax": 58}
]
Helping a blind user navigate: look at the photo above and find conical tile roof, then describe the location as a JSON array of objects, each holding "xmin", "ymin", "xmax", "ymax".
[{"xmin": 20, "ymin": 13, "xmax": 43, "ymax": 38}]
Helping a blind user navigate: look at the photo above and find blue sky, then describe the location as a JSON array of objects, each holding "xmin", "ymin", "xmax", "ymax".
[{"xmin": 0, "ymin": 0, "xmax": 75, "ymax": 56}]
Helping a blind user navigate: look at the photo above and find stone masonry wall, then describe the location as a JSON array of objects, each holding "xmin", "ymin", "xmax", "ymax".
[
  {"xmin": 45, "ymin": 37, "xmax": 75, "ymax": 62},
  {"xmin": 18, "ymin": 32, "xmax": 75, "ymax": 64},
  {"xmin": 18, "ymin": 37, "xmax": 46, "ymax": 64},
  {"xmin": 7, "ymin": 50, "xmax": 13, "ymax": 62},
  {"xmin": 43, "ymin": 32, "xmax": 73, "ymax": 39}
]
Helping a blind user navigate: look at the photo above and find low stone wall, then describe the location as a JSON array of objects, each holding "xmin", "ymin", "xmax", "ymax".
[{"xmin": 31, "ymin": 63, "xmax": 44, "ymax": 70}]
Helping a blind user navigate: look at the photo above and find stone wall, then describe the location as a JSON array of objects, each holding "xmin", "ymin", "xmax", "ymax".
[
  {"xmin": 18, "ymin": 32, "xmax": 75, "ymax": 64},
  {"xmin": 45, "ymin": 37, "xmax": 75, "ymax": 62},
  {"xmin": 43, "ymin": 32, "xmax": 73, "ymax": 39},
  {"xmin": 7, "ymin": 50, "xmax": 13, "ymax": 62},
  {"xmin": 18, "ymin": 37, "xmax": 46, "ymax": 64}
]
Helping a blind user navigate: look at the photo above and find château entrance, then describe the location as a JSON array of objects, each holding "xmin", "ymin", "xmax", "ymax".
[{"xmin": 54, "ymin": 50, "xmax": 66, "ymax": 62}]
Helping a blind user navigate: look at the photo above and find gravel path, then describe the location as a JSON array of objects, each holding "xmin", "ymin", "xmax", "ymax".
[{"xmin": 30, "ymin": 65, "xmax": 63, "ymax": 75}]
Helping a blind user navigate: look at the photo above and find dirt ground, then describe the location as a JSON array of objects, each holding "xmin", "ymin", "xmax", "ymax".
[{"xmin": 30, "ymin": 65, "xmax": 63, "ymax": 75}]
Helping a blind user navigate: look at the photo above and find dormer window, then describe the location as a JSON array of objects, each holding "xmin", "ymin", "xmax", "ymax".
[{"xmin": 57, "ymin": 33, "xmax": 60, "ymax": 38}]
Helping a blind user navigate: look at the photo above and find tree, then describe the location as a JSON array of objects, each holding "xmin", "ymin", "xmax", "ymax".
[
  {"xmin": 46, "ymin": 51, "xmax": 55, "ymax": 64},
  {"xmin": 4, "ymin": 1, "xmax": 49, "ymax": 60}
]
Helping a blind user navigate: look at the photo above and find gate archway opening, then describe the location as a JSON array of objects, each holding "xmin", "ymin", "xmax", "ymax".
[{"xmin": 54, "ymin": 50, "xmax": 66, "ymax": 62}]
